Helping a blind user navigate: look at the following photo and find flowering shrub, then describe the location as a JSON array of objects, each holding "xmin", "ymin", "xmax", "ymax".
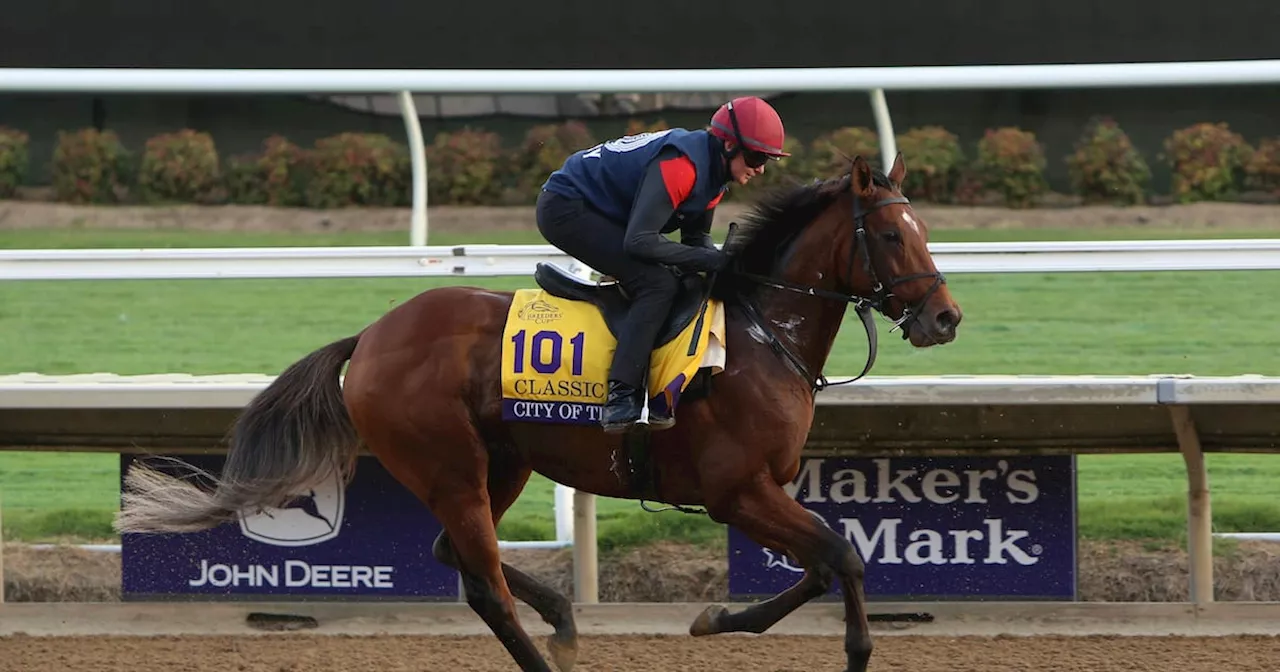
[
  {"xmin": 894, "ymin": 126, "xmax": 964, "ymax": 202},
  {"xmin": 420, "ymin": 128, "xmax": 504, "ymax": 206},
  {"xmin": 137, "ymin": 129, "xmax": 222, "ymax": 203},
  {"xmin": 304, "ymin": 132, "xmax": 411, "ymax": 208},
  {"xmin": 0, "ymin": 126, "xmax": 29, "ymax": 198},
  {"xmin": 1244, "ymin": 137, "xmax": 1280, "ymax": 195},
  {"xmin": 809, "ymin": 126, "xmax": 880, "ymax": 176},
  {"xmin": 1162, "ymin": 122, "xmax": 1252, "ymax": 203},
  {"xmin": 225, "ymin": 135, "xmax": 306, "ymax": 206},
  {"xmin": 50, "ymin": 128, "xmax": 130, "ymax": 204},
  {"xmin": 974, "ymin": 127, "xmax": 1048, "ymax": 208},
  {"xmin": 1065, "ymin": 118, "xmax": 1151, "ymax": 205}
]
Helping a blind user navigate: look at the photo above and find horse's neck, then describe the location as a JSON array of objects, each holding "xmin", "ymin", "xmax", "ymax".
[{"xmin": 749, "ymin": 218, "xmax": 850, "ymax": 384}]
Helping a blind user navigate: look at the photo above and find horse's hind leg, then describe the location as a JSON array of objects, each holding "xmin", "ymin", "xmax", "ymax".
[
  {"xmin": 689, "ymin": 545, "xmax": 833, "ymax": 637},
  {"xmin": 364, "ymin": 427, "xmax": 553, "ymax": 672},
  {"xmin": 689, "ymin": 508, "xmax": 835, "ymax": 636},
  {"xmin": 437, "ymin": 497, "xmax": 552, "ymax": 672},
  {"xmin": 703, "ymin": 481, "xmax": 873, "ymax": 672},
  {"xmin": 433, "ymin": 455, "xmax": 578, "ymax": 672}
]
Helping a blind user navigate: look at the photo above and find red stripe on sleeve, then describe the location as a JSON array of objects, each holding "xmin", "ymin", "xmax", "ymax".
[{"xmin": 658, "ymin": 156, "xmax": 697, "ymax": 207}]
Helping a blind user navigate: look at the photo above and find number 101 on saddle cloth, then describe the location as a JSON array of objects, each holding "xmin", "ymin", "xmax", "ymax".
[{"xmin": 500, "ymin": 263, "xmax": 726, "ymax": 427}]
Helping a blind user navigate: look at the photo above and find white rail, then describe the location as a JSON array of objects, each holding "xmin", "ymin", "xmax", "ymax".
[
  {"xmin": 5, "ymin": 61, "xmax": 1280, "ymax": 93},
  {"xmin": 7, "ymin": 60, "xmax": 1280, "ymax": 244},
  {"xmin": 3, "ymin": 239, "xmax": 1280, "ymax": 281},
  {"xmin": 5, "ymin": 373, "xmax": 1280, "ymax": 408}
]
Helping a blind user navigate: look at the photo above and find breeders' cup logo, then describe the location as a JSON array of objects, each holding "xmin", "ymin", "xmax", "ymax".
[
  {"xmin": 519, "ymin": 299, "xmax": 561, "ymax": 324},
  {"xmin": 237, "ymin": 472, "xmax": 345, "ymax": 547}
]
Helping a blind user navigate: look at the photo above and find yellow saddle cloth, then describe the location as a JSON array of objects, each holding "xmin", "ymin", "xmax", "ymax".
[{"xmin": 500, "ymin": 288, "xmax": 726, "ymax": 426}]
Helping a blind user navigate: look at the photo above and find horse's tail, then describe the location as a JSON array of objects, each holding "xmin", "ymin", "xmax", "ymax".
[{"xmin": 114, "ymin": 334, "xmax": 362, "ymax": 534}]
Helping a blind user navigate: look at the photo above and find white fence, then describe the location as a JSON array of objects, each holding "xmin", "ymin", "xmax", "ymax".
[
  {"xmin": 5, "ymin": 238, "xmax": 1280, "ymax": 280},
  {"xmin": 6, "ymin": 59, "xmax": 1280, "ymax": 244}
]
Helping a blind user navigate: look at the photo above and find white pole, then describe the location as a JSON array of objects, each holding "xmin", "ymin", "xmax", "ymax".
[
  {"xmin": 572, "ymin": 490, "xmax": 598, "ymax": 604},
  {"xmin": 397, "ymin": 91, "xmax": 429, "ymax": 246},
  {"xmin": 554, "ymin": 484, "xmax": 575, "ymax": 544},
  {"xmin": 868, "ymin": 88, "xmax": 897, "ymax": 170}
]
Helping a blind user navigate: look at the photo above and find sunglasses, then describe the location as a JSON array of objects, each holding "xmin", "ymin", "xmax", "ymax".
[{"xmin": 741, "ymin": 149, "xmax": 772, "ymax": 169}]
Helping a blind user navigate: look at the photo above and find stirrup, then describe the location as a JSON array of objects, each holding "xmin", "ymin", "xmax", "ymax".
[{"xmin": 647, "ymin": 406, "xmax": 675, "ymax": 431}]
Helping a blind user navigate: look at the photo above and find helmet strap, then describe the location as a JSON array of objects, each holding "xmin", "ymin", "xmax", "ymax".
[
  {"xmin": 725, "ymin": 101, "xmax": 746, "ymax": 159},
  {"xmin": 723, "ymin": 100, "xmax": 772, "ymax": 169}
]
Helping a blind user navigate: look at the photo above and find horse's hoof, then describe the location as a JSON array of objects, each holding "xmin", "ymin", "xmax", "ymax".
[
  {"xmin": 547, "ymin": 630, "xmax": 578, "ymax": 672},
  {"xmin": 689, "ymin": 604, "xmax": 728, "ymax": 637}
]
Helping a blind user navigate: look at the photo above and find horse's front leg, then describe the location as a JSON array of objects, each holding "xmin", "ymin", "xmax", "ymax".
[{"xmin": 699, "ymin": 478, "xmax": 873, "ymax": 672}]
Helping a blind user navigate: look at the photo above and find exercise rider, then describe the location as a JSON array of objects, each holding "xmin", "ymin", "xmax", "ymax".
[{"xmin": 535, "ymin": 96, "xmax": 791, "ymax": 433}]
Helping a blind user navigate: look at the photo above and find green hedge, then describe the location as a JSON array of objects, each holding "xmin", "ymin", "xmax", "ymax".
[{"xmin": 3, "ymin": 118, "xmax": 1279, "ymax": 209}]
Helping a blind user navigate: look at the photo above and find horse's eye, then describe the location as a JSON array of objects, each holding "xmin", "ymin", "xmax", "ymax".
[{"xmin": 881, "ymin": 230, "xmax": 902, "ymax": 244}]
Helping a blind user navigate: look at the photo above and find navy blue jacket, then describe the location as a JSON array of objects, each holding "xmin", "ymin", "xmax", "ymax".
[{"xmin": 543, "ymin": 128, "xmax": 728, "ymax": 273}]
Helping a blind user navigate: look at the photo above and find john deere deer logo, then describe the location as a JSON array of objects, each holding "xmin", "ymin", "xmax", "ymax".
[{"xmin": 237, "ymin": 473, "xmax": 344, "ymax": 547}]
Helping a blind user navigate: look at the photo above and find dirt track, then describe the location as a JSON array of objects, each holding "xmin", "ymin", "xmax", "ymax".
[{"xmin": 2, "ymin": 633, "xmax": 1278, "ymax": 672}]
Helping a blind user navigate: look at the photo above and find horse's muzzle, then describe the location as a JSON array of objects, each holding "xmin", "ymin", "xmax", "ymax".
[{"xmin": 908, "ymin": 305, "xmax": 961, "ymax": 347}]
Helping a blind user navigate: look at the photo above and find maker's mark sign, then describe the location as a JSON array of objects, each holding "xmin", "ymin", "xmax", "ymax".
[{"xmin": 728, "ymin": 455, "xmax": 1077, "ymax": 601}]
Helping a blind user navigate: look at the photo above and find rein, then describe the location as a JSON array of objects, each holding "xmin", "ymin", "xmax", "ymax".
[{"xmin": 725, "ymin": 193, "xmax": 946, "ymax": 394}]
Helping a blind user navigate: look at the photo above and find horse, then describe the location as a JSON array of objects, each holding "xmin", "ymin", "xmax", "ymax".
[{"xmin": 115, "ymin": 152, "xmax": 962, "ymax": 672}]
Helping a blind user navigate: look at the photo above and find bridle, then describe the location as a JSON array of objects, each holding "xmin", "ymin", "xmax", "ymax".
[{"xmin": 725, "ymin": 191, "xmax": 947, "ymax": 394}]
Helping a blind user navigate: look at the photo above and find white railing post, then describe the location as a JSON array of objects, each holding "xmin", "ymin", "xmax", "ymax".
[
  {"xmin": 554, "ymin": 484, "xmax": 575, "ymax": 544},
  {"xmin": 868, "ymin": 88, "xmax": 897, "ymax": 169},
  {"xmin": 397, "ymin": 90, "xmax": 429, "ymax": 246},
  {"xmin": 572, "ymin": 490, "xmax": 598, "ymax": 604}
]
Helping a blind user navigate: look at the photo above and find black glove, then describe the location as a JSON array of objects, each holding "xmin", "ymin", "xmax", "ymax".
[{"xmin": 697, "ymin": 247, "xmax": 731, "ymax": 273}]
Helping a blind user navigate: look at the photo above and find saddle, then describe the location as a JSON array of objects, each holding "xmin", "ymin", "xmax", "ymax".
[{"xmin": 533, "ymin": 263, "xmax": 712, "ymax": 349}]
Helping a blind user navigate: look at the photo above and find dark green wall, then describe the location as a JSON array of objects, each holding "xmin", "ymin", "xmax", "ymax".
[
  {"xmin": 3, "ymin": 0, "xmax": 1279, "ymax": 192},
  {"xmin": 3, "ymin": 0, "xmax": 1276, "ymax": 68}
]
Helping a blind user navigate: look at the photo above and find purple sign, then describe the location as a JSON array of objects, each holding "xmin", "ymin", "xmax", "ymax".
[
  {"xmin": 729, "ymin": 455, "xmax": 1077, "ymax": 601},
  {"xmin": 120, "ymin": 454, "xmax": 458, "ymax": 601}
]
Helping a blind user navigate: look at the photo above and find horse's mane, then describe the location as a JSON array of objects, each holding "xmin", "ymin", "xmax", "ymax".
[{"xmin": 721, "ymin": 166, "xmax": 894, "ymax": 278}]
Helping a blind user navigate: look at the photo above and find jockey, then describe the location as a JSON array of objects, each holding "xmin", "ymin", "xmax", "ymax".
[{"xmin": 535, "ymin": 96, "xmax": 791, "ymax": 433}]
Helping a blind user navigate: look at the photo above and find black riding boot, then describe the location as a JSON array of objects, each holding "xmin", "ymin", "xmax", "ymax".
[
  {"xmin": 601, "ymin": 379, "xmax": 644, "ymax": 433},
  {"xmin": 648, "ymin": 400, "xmax": 675, "ymax": 430}
]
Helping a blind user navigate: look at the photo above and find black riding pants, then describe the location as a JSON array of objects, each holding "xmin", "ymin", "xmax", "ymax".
[{"xmin": 535, "ymin": 189, "xmax": 680, "ymax": 390}]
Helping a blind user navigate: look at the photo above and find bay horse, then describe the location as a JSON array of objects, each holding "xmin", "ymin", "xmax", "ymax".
[{"xmin": 115, "ymin": 153, "xmax": 962, "ymax": 672}]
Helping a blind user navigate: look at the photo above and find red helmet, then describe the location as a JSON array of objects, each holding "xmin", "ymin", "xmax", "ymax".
[{"xmin": 709, "ymin": 96, "xmax": 791, "ymax": 158}]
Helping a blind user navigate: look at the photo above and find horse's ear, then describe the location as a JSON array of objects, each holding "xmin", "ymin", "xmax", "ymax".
[
  {"xmin": 851, "ymin": 155, "xmax": 875, "ymax": 198},
  {"xmin": 888, "ymin": 151, "xmax": 906, "ymax": 189}
]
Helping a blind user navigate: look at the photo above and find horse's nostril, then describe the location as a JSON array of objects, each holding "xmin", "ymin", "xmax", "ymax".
[{"xmin": 936, "ymin": 309, "xmax": 959, "ymax": 331}]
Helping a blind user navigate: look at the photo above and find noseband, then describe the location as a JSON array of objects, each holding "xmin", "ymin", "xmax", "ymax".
[
  {"xmin": 728, "ymin": 192, "xmax": 946, "ymax": 393},
  {"xmin": 849, "ymin": 195, "xmax": 948, "ymax": 341}
]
